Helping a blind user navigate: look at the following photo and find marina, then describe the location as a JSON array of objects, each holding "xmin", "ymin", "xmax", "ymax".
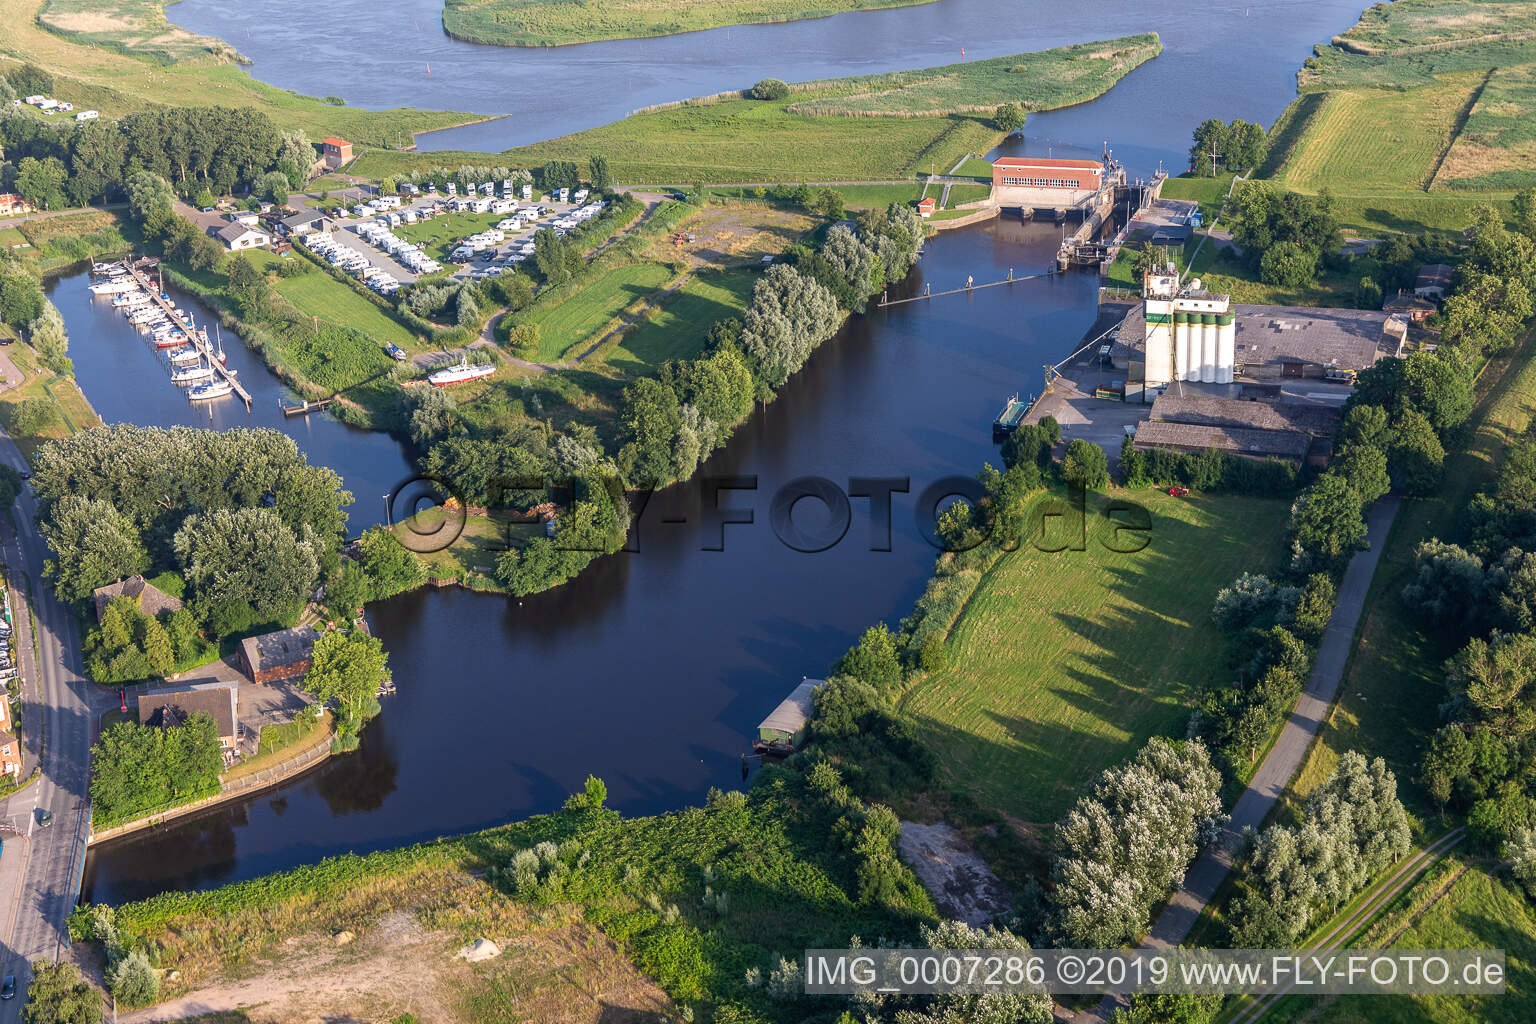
[{"xmin": 88, "ymin": 261, "xmax": 250, "ymax": 408}]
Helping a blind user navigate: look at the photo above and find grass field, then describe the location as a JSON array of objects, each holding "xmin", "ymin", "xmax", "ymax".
[
  {"xmin": 0, "ymin": 342, "xmax": 102, "ymax": 458},
  {"xmin": 1159, "ymin": 173, "xmax": 1235, "ymax": 224},
  {"xmin": 1308, "ymin": 863, "xmax": 1536, "ymax": 1024},
  {"xmin": 351, "ymin": 36, "xmax": 1156, "ymax": 185},
  {"xmin": 1276, "ymin": 72, "xmax": 1481, "ymax": 194},
  {"xmin": 524, "ymin": 262, "xmax": 675, "ymax": 361},
  {"xmin": 608, "ymin": 269, "xmax": 755, "ymax": 373},
  {"xmin": 253, "ymin": 254, "xmax": 428, "ymax": 354},
  {"xmin": 787, "ymin": 35, "xmax": 1161, "ymax": 116},
  {"xmin": 395, "ymin": 210, "xmax": 509, "ymax": 268},
  {"xmin": 442, "ymin": 0, "xmax": 937, "ymax": 47},
  {"xmin": 898, "ymin": 488, "xmax": 1291, "ymax": 824},
  {"xmin": 1279, "ymin": 327, "xmax": 1536, "ymax": 832},
  {"xmin": 0, "ymin": 0, "xmax": 471, "ymax": 147}
]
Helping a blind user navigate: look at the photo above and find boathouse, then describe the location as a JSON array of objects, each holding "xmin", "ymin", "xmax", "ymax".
[
  {"xmin": 91, "ymin": 575, "xmax": 185, "ymax": 624},
  {"xmin": 755, "ymin": 679, "xmax": 823, "ymax": 754},
  {"xmin": 240, "ymin": 625, "xmax": 318, "ymax": 684}
]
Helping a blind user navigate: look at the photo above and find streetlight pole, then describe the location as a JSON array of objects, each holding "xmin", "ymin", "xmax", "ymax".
[{"xmin": 382, "ymin": 493, "xmax": 391, "ymax": 526}]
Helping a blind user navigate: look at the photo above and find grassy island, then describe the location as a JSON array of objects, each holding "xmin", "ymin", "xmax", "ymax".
[{"xmin": 442, "ymin": 0, "xmax": 942, "ymax": 47}]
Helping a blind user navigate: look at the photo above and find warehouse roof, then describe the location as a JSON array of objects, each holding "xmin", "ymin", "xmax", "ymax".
[
  {"xmin": 1148, "ymin": 394, "xmax": 1341, "ymax": 436},
  {"xmin": 1133, "ymin": 420, "xmax": 1312, "ymax": 461},
  {"xmin": 758, "ymin": 679, "xmax": 822, "ymax": 737},
  {"xmin": 1230, "ymin": 304, "xmax": 1398, "ymax": 372}
]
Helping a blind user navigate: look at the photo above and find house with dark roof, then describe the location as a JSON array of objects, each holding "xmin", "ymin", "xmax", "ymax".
[
  {"xmin": 1414, "ymin": 264, "xmax": 1453, "ymax": 300},
  {"xmin": 92, "ymin": 575, "xmax": 184, "ymax": 624},
  {"xmin": 278, "ymin": 210, "xmax": 329, "ymax": 237},
  {"xmin": 213, "ymin": 221, "xmax": 271, "ymax": 251},
  {"xmin": 1383, "ymin": 292, "xmax": 1438, "ymax": 322},
  {"xmin": 137, "ymin": 680, "xmax": 239, "ymax": 751},
  {"xmin": 239, "ymin": 626, "xmax": 318, "ymax": 684}
]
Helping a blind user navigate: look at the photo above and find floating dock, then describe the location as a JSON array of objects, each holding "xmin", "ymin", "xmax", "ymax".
[{"xmin": 119, "ymin": 263, "xmax": 252, "ymax": 409}]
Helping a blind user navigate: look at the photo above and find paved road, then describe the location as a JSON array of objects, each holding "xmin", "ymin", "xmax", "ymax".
[
  {"xmin": 1070, "ymin": 495, "xmax": 1402, "ymax": 1023},
  {"xmin": 0, "ymin": 373, "xmax": 97, "ymax": 1018}
]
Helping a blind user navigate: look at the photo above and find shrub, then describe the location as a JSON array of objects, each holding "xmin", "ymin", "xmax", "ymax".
[{"xmin": 750, "ymin": 78, "xmax": 789, "ymax": 101}]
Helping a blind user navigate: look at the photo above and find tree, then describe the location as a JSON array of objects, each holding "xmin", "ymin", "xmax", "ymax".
[
  {"xmin": 1189, "ymin": 118, "xmax": 1231, "ymax": 176},
  {"xmin": 833, "ymin": 623, "xmax": 902, "ymax": 691},
  {"xmin": 0, "ymin": 270, "xmax": 44, "ymax": 330},
  {"xmin": 108, "ymin": 949, "xmax": 160, "ymax": 1008},
  {"xmin": 1224, "ymin": 120, "xmax": 1268, "ymax": 171},
  {"xmin": 1334, "ymin": 441, "xmax": 1390, "ymax": 505},
  {"xmin": 821, "ymin": 225, "xmax": 880, "ymax": 310},
  {"xmin": 993, "ymin": 101, "xmax": 1027, "ymax": 133},
  {"xmin": 14, "ymin": 155, "xmax": 67, "ymax": 210},
  {"xmin": 406, "ymin": 385, "xmax": 456, "ymax": 447},
  {"xmin": 1062, "ymin": 438, "xmax": 1109, "ymax": 489},
  {"xmin": 532, "ymin": 227, "xmax": 570, "ymax": 285},
  {"xmin": 1400, "ymin": 349, "xmax": 1473, "ymax": 433},
  {"xmin": 355, "ymin": 525, "xmax": 426, "ymax": 597},
  {"xmin": 21, "ymin": 960, "xmax": 103, "ymax": 1024},
  {"xmin": 1387, "ymin": 406, "xmax": 1445, "ymax": 496},
  {"xmin": 1354, "ymin": 274, "xmax": 1383, "ymax": 310},
  {"xmin": 618, "ymin": 377, "xmax": 682, "ymax": 483},
  {"xmin": 302, "ymin": 628, "xmax": 389, "ymax": 724},
  {"xmin": 541, "ymin": 160, "xmax": 581, "ymax": 191},
  {"xmin": 1289, "ymin": 473, "xmax": 1365, "ymax": 565},
  {"xmin": 1401, "ymin": 538, "xmax": 1486, "ymax": 626},
  {"xmin": 257, "ymin": 169, "xmax": 289, "ymax": 205},
  {"xmin": 124, "ymin": 170, "xmax": 175, "ymax": 224},
  {"xmin": 9, "ymin": 396, "xmax": 53, "ymax": 437},
  {"xmin": 588, "ymin": 155, "xmax": 612, "ymax": 190},
  {"xmin": 739, "ymin": 264, "xmax": 841, "ymax": 388},
  {"xmin": 173, "ymin": 506, "xmax": 319, "ymax": 622},
  {"xmin": 39, "ymin": 495, "xmax": 150, "ymax": 603},
  {"xmin": 812, "ymin": 187, "xmax": 845, "ymax": 222},
  {"xmin": 1049, "ymin": 738, "xmax": 1225, "ymax": 947},
  {"xmin": 750, "ymin": 78, "xmax": 790, "ymax": 100},
  {"xmin": 1259, "ymin": 244, "xmax": 1318, "ymax": 287},
  {"xmin": 89, "ymin": 715, "xmax": 222, "ymax": 825}
]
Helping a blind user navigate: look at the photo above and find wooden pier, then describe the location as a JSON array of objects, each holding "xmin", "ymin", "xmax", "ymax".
[
  {"xmin": 121, "ymin": 263, "xmax": 252, "ymax": 409},
  {"xmin": 280, "ymin": 397, "xmax": 336, "ymax": 417},
  {"xmin": 875, "ymin": 267, "xmax": 1053, "ymax": 308}
]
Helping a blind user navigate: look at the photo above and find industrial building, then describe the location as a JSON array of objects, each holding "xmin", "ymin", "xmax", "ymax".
[
  {"xmin": 1131, "ymin": 393, "xmax": 1340, "ymax": 465},
  {"xmin": 991, "ymin": 156, "xmax": 1106, "ymax": 208},
  {"xmin": 1116, "ymin": 265, "xmax": 1403, "ymax": 402}
]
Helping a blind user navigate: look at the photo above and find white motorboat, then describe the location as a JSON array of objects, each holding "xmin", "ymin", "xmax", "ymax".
[
  {"xmin": 427, "ymin": 359, "xmax": 496, "ymax": 387},
  {"xmin": 167, "ymin": 347, "xmax": 201, "ymax": 365},
  {"xmin": 188, "ymin": 380, "xmax": 234, "ymax": 401},
  {"xmin": 171, "ymin": 362, "xmax": 215, "ymax": 384},
  {"xmin": 111, "ymin": 291, "xmax": 149, "ymax": 308},
  {"xmin": 89, "ymin": 278, "xmax": 137, "ymax": 296}
]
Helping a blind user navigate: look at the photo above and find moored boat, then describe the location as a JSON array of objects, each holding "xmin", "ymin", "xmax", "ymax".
[
  {"xmin": 111, "ymin": 291, "xmax": 149, "ymax": 308},
  {"xmin": 167, "ymin": 347, "xmax": 201, "ymax": 365},
  {"xmin": 89, "ymin": 279, "xmax": 137, "ymax": 296},
  {"xmin": 171, "ymin": 363, "xmax": 215, "ymax": 384},
  {"xmin": 188, "ymin": 380, "xmax": 234, "ymax": 401}
]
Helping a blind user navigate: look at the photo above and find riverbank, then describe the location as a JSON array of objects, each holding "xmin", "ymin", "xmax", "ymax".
[
  {"xmin": 442, "ymin": 0, "xmax": 940, "ymax": 47},
  {"xmin": 1, "ymin": 0, "xmax": 475, "ymax": 147},
  {"xmin": 351, "ymin": 34, "xmax": 1161, "ymax": 183}
]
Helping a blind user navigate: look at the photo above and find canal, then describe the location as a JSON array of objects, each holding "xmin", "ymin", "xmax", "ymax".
[{"xmin": 81, "ymin": 0, "xmax": 1369, "ymax": 902}]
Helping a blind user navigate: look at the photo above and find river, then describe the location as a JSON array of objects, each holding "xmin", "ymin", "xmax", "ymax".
[{"xmin": 81, "ymin": 0, "xmax": 1368, "ymax": 903}]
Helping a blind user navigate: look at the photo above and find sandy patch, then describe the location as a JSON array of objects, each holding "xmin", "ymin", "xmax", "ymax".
[{"xmin": 898, "ymin": 820, "xmax": 1012, "ymax": 926}]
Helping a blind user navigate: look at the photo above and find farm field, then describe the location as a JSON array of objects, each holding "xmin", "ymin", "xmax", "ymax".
[
  {"xmin": 607, "ymin": 269, "xmax": 755, "ymax": 373},
  {"xmin": 442, "ymin": 0, "xmax": 938, "ymax": 47},
  {"xmin": 1280, "ymin": 325, "xmax": 1536, "ymax": 830},
  {"xmin": 899, "ymin": 488, "xmax": 1291, "ymax": 824},
  {"xmin": 1274, "ymin": 72, "xmax": 1481, "ymax": 194},
  {"xmin": 37, "ymin": 0, "xmax": 234, "ymax": 63},
  {"xmin": 351, "ymin": 35, "xmax": 1158, "ymax": 185},
  {"xmin": 0, "ymin": 0, "xmax": 471, "ymax": 146},
  {"xmin": 524, "ymin": 262, "xmax": 675, "ymax": 362}
]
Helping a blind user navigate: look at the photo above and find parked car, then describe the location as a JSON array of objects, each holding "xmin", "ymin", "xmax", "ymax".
[
  {"xmin": 1, "ymin": 975, "xmax": 14, "ymax": 999},
  {"xmin": 36, "ymin": 809, "xmax": 52, "ymax": 828}
]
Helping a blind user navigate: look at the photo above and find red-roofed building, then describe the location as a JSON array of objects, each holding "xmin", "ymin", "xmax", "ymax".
[
  {"xmin": 320, "ymin": 137, "xmax": 354, "ymax": 170},
  {"xmin": 991, "ymin": 157, "xmax": 1104, "ymax": 191},
  {"xmin": 916, "ymin": 197, "xmax": 936, "ymax": 218},
  {"xmin": 0, "ymin": 193, "xmax": 35, "ymax": 217}
]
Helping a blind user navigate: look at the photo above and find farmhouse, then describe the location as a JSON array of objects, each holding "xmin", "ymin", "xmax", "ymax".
[
  {"xmin": 138, "ymin": 680, "xmax": 240, "ymax": 753},
  {"xmin": 91, "ymin": 575, "xmax": 185, "ymax": 624},
  {"xmin": 320, "ymin": 137, "xmax": 354, "ymax": 170},
  {"xmin": 0, "ymin": 194, "xmax": 35, "ymax": 217},
  {"xmin": 1414, "ymin": 263, "xmax": 1453, "ymax": 300},
  {"xmin": 214, "ymin": 222, "xmax": 272, "ymax": 251},
  {"xmin": 240, "ymin": 625, "xmax": 318, "ymax": 684}
]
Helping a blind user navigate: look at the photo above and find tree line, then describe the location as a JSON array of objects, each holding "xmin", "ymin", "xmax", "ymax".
[{"xmin": 1, "ymin": 98, "xmax": 312, "ymax": 208}]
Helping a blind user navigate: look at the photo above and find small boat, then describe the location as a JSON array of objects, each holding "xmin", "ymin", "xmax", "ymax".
[
  {"xmin": 188, "ymin": 380, "xmax": 234, "ymax": 401},
  {"xmin": 90, "ymin": 262, "xmax": 124, "ymax": 277},
  {"xmin": 167, "ymin": 347, "xmax": 201, "ymax": 365},
  {"xmin": 89, "ymin": 279, "xmax": 137, "ymax": 296},
  {"xmin": 154, "ymin": 332, "xmax": 189, "ymax": 349},
  {"xmin": 112, "ymin": 292, "xmax": 149, "ymax": 309},
  {"xmin": 427, "ymin": 359, "xmax": 496, "ymax": 387},
  {"xmin": 171, "ymin": 362, "xmax": 215, "ymax": 384},
  {"xmin": 128, "ymin": 308, "xmax": 164, "ymax": 324}
]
